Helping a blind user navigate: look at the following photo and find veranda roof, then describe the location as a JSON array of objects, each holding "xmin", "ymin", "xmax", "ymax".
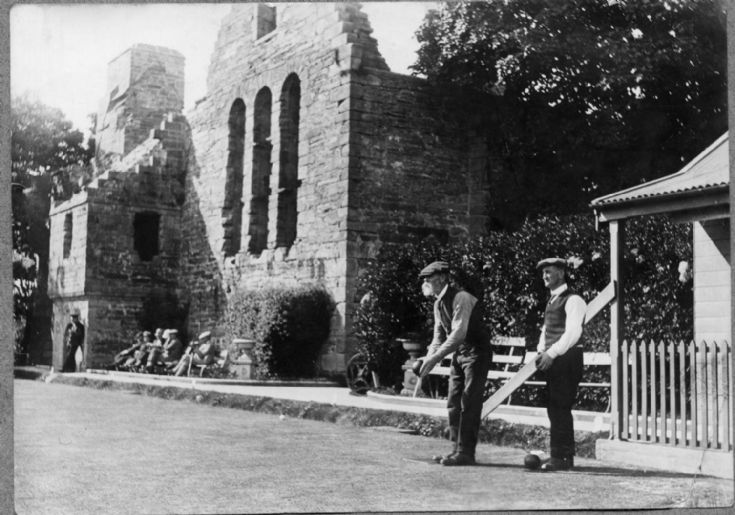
[{"xmin": 590, "ymin": 132, "xmax": 729, "ymax": 222}]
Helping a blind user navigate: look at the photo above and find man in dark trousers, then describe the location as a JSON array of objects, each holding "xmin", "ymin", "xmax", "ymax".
[
  {"xmin": 535, "ymin": 257, "xmax": 587, "ymax": 472},
  {"xmin": 62, "ymin": 309, "xmax": 86, "ymax": 372},
  {"xmin": 417, "ymin": 261, "xmax": 491, "ymax": 466}
]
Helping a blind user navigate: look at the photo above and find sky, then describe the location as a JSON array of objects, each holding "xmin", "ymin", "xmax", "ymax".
[{"xmin": 10, "ymin": 2, "xmax": 440, "ymax": 132}]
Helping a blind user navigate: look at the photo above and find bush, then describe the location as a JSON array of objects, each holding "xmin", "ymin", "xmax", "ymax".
[
  {"xmin": 226, "ymin": 285, "xmax": 335, "ymax": 379},
  {"xmin": 356, "ymin": 214, "xmax": 693, "ymax": 410}
]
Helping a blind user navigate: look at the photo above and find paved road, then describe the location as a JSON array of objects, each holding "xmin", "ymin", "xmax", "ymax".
[{"xmin": 14, "ymin": 380, "xmax": 733, "ymax": 514}]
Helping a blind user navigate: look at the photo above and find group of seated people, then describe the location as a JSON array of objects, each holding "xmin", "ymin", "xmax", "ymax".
[{"xmin": 109, "ymin": 329, "xmax": 219, "ymax": 376}]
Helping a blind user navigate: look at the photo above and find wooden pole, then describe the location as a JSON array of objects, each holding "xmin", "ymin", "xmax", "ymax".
[{"xmin": 609, "ymin": 220, "xmax": 625, "ymax": 439}]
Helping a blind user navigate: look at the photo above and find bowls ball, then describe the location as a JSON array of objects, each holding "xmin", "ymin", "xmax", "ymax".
[{"xmin": 524, "ymin": 453, "xmax": 541, "ymax": 470}]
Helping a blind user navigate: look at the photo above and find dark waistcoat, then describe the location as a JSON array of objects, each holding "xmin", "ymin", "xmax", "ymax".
[
  {"xmin": 543, "ymin": 288, "xmax": 583, "ymax": 347},
  {"xmin": 437, "ymin": 286, "xmax": 490, "ymax": 351}
]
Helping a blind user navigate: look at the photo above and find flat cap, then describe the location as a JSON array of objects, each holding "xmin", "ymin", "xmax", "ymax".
[
  {"xmin": 536, "ymin": 257, "xmax": 568, "ymax": 270},
  {"xmin": 419, "ymin": 261, "xmax": 450, "ymax": 278},
  {"xmin": 198, "ymin": 331, "xmax": 212, "ymax": 340},
  {"xmin": 168, "ymin": 329, "xmax": 178, "ymax": 334}
]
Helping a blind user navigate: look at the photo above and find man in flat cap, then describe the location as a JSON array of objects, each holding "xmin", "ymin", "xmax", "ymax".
[
  {"xmin": 535, "ymin": 257, "xmax": 587, "ymax": 471},
  {"xmin": 417, "ymin": 261, "xmax": 491, "ymax": 466},
  {"xmin": 62, "ymin": 308, "xmax": 85, "ymax": 372},
  {"xmin": 173, "ymin": 331, "xmax": 217, "ymax": 376}
]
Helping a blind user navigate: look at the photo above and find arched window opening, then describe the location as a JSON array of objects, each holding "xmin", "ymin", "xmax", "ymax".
[
  {"xmin": 223, "ymin": 98, "xmax": 246, "ymax": 257},
  {"xmin": 249, "ymin": 88, "xmax": 272, "ymax": 255},
  {"xmin": 276, "ymin": 74, "xmax": 300, "ymax": 248},
  {"xmin": 133, "ymin": 211, "xmax": 160, "ymax": 262}
]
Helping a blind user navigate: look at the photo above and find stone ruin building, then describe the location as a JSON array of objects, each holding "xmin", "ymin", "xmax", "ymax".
[{"xmin": 47, "ymin": 3, "xmax": 494, "ymax": 375}]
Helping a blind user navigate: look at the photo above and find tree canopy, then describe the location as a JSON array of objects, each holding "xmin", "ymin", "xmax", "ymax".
[
  {"xmin": 413, "ymin": 0, "xmax": 727, "ymax": 227},
  {"xmin": 11, "ymin": 95, "xmax": 92, "ymax": 358}
]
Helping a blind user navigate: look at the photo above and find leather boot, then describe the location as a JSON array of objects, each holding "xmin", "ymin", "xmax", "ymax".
[
  {"xmin": 440, "ymin": 453, "xmax": 476, "ymax": 466},
  {"xmin": 541, "ymin": 456, "xmax": 574, "ymax": 472}
]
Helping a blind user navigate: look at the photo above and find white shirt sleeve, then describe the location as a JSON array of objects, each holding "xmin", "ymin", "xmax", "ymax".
[
  {"xmin": 545, "ymin": 295, "xmax": 586, "ymax": 358},
  {"xmin": 537, "ymin": 326, "xmax": 546, "ymax": 353}
]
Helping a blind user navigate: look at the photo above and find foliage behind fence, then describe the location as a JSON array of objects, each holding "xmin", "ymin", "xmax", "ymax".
[{"xmin": 355, "ymin": 214, "xmax": 693, "ymax": 409}]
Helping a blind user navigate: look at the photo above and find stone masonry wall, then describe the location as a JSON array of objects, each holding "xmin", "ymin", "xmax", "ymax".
[
  {"xmin": 184, "ymin": 3, "xmax": 389, "ymax": 370},
  {"xmin": 49, "ymin": 83, "xmax": 189, "ymax": 370},
  {"xmin": 96, "ymin": 44, "xmax": 185, "ymax": 157},
  {"xmin": 48, "ymin": 196, "xmax": 89, "ymax": 370},
  {"xmin": 342, "ymin": 69, "xmax": 490, "ymax": 355}
]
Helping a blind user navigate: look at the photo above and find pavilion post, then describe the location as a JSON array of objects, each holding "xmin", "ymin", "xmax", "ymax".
[{"xmin": 609, "ymin": 219, "xmax": 625, "ymax": 439}]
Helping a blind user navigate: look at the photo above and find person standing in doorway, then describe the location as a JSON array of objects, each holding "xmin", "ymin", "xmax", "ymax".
[
  {"xmin": 62, "ymin": 308, "xmax": 86, "ymax": 372},
  {"xmin": 417, "ymin": 261, "xmax": 492, "ymax": 466},
  {"xmin": 535, "ymin": 257, "xmax": 587, "ymax": 472}
]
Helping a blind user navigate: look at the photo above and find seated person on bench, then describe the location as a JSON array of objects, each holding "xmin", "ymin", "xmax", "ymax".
[
  {"xmin": 130, "ymin": 331, "xmax": 155, "ymax": 370},
  {"xmin": 146, "ymin": 329, "xmax": 184, "ymax": 372},
  {"xmin": 172, "ymin": 331, "xmax": 217, "ymax": 376},
  {"xmin": 109, "ymin": 332, "xmax": 145, "ymax": 370}
]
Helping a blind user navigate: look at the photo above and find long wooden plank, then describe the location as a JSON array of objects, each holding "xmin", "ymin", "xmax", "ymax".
[
  {"xmin": 584, "ymin": 281, "xmax": 616, "ymax": 324},
  {"xmin": 481, "ymin": 282, "xmax": 616, "ymax": 420},
  {"xmin": 481, "ymin": 359, "xmax": 539, "ymax": 418}
]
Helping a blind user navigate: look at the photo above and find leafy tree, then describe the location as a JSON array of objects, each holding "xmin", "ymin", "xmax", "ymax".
[
  {"xmin": 413, "ymin": 0, "xmax": 727, "ymax": 227},
  {"xmin": 11, "ymin": 95, "xmax": 92, "ymax": 361}
]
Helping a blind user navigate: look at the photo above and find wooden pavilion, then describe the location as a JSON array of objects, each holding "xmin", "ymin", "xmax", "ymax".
[{"xmin": 590, "ymin": 133, "xmax": 732, "ymax": 478}]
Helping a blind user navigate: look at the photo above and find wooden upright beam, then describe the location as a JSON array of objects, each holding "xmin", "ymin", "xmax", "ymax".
[{"xmin": 609, "ymin": 220, "xmax": 625, "ymax": 439}]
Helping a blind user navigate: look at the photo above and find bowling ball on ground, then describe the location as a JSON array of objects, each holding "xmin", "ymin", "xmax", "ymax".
[{"xmin": 524, "ymin": 453, "xmax": 541, "ymax": 470}]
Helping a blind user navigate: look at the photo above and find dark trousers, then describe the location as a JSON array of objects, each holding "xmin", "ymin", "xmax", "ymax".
[
  {"xmin": 545, "ymin": 346, "xmax": 583, "ymax": 458},
  {"xmin": 63, "ymin": 343, "xmax": 83, "ymax": 372},
  {"xmin": 447, "ymin": 348, "xmax": 491, "ymax": 457}
]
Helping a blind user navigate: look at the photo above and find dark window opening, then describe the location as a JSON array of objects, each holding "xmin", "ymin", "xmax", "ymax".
[
  {"xmin": 276, "ymin": 74, "xmax": 300, "ymax": 248},
  {"xmin": 223, "ymin": 98, "xmax": 246, "ymax": 257},
  {"xmin": 63, "ymin": 213, "xmax": 73, "ymax": 259},
  {"xmin": 133, "ymin": 211, "xmax": 160, "ymax": 262},
  {"xmin": 255, "ymin": 4, "xmax": 277, "ymax": 39},
  {"xmin": 249, "ymin": 87, "xmax": 272, "ymax": 255}
]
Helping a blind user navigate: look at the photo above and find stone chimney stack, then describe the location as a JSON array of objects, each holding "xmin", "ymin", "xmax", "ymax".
[{"xmin": 95, "ymin": 44, "xmax": 185, "ymax": 156}]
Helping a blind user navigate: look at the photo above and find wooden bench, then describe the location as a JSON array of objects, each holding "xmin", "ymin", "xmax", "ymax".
[
  {"xmin": 189, "ymin": 349, "xmax": 230, "ymax": 377},
  {"xmin": 426, "ymin": 337, "xmax": 612, "ymax": 409}
]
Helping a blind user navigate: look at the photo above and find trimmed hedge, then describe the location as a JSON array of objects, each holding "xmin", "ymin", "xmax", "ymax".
[{"xmin": 226, "ymin": 285, "xmax": 335, "ymax": 379}]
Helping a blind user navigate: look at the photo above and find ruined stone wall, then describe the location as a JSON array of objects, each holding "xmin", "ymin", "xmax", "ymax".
[
  {"xmin": 48, "ymin": 197, "xmax": 89, "ymax": 370},
  {"xmin": 49, "ymin": 104, "xmax": 189, "ymax": 370},
  {"xmin": 48, "ymin": 195, "xmax": 89, "ymax": 300},
  {"xmin": 184, "ymin": 3, "xmax": 388, "ymax": 368},
  {"xmin": 182, "ymin": 3, "xmax": 492, "ymax": 373},
  {"xmin": 96, "ymin": 44, "xmax": 185, "ymax": 157},
  {"xmin": 342, "ymin": 69, "xmax": 490, "ymax": 354}
]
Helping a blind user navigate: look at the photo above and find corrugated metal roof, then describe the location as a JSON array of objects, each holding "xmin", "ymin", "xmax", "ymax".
[{"xmin": 590, "ymin": 132, "xmax": 729, "ymax": 208}]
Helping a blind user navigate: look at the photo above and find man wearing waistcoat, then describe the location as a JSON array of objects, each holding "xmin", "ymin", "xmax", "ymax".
[
  {"xmin": 535, "ymin": 257, "xmax": 587, "ymax": 472},
  {"xmin": 417, "ymin": 261, "xmax": 492, "ymax": 466}
]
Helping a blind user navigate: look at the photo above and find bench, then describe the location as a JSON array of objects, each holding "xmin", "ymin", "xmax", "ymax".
[
  {"xmin": 189, "ymin": 349, "xmax": 230, "ymax": 377},
  {"xmin": 426, "ymin": 337, "xmax": 612, "ymax": 409}
]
